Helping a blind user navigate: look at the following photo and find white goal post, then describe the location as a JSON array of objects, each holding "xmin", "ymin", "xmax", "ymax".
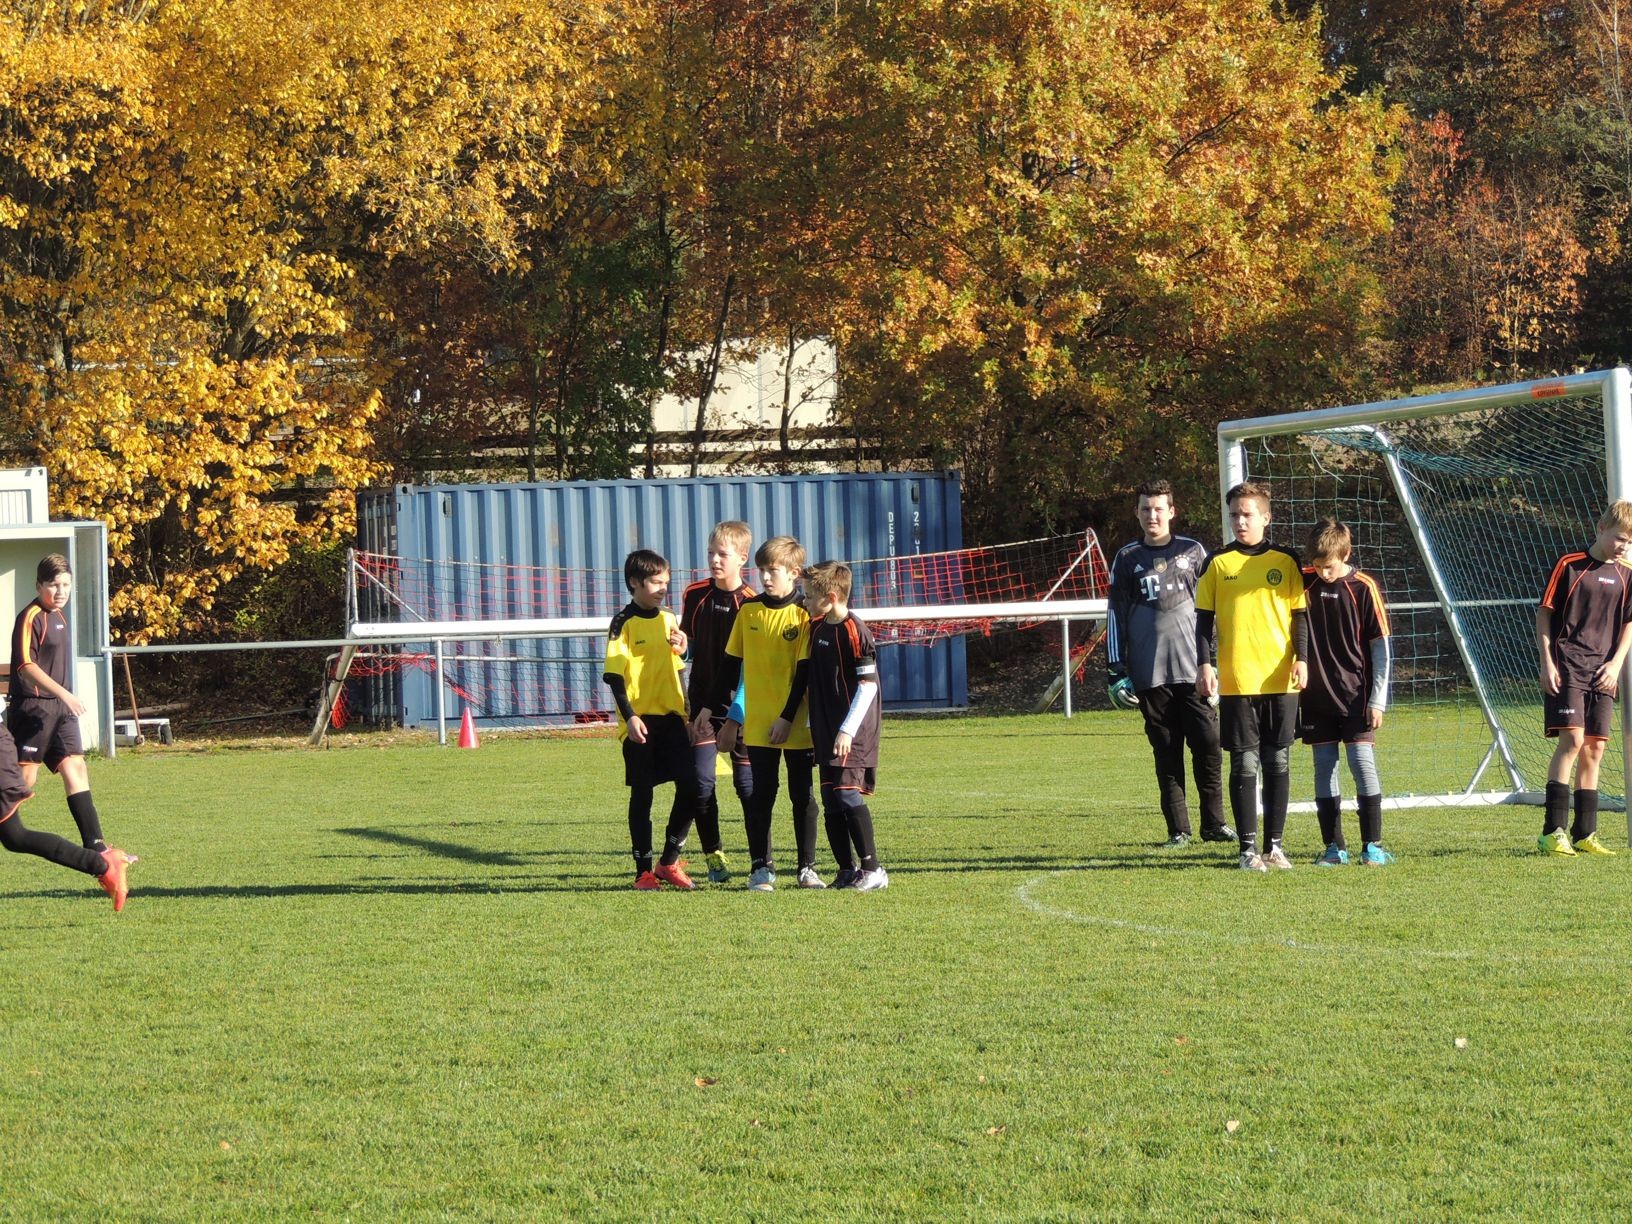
[{"xmin": 1217, "ymin": 367, "xmax": 1632, "ymax": 819}]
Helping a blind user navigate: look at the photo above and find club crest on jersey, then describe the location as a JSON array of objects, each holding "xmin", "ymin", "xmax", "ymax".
[
  {"xmin": 782, "ymin": 626, "xmax": 799, "ymax": 641},
  {"xmin": 1266, "ymin": 568, "xmax": 1284, "ymax": 586},
  {"xmin": 1154, "ymin": 559, "xmax": 1168, "ymax": 574}
]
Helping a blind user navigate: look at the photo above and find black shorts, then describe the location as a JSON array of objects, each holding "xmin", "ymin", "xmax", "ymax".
[
  {"xmin": 1219, "ymin": 693, "xmax": 1300, "ymax": 754},
  {"xmin": 6, "ymin": 696, "xmax": 83, "ymax": 773},
  {"xmin": 819, "ymin": 762, "xmax": 877, "ymax": 796},
  {"xmin": 623, "ymin": 713, "xmax": 696, "ymax": 788},
  {"xmin": 1298, "ymin": 707, "xmax": 1375, "ymax": 746},
  {"xmin": 1545, "ymin": 683, "xmax": 1615, "ymax": 740},
  {"xmin": 1138, "ymin": 683, "xmax": 1221, "ymax": 753}
]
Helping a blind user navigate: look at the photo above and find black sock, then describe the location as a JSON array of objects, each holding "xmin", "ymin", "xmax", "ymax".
[
  {"xmin": 66, "ymin": 791, "xmax": 105, "ymax": 850},
  {"xmin": 1229, "ymin": 769, "xmax": 1259, "ymax": 851},
  {"xmin": 0, "ymin": 813, "xmax": 106, "ymax": 875},
  {"xmin": 1262, "ymin": 771, "xmax": 1290, "ymax": 846},
  {"xmin": 823, "ymin": 799, "xmax": 855, "ymax": 872},
  {"xmin": 1544, "ymin": 781, "xmax": 1570, "ymax": 836},
  {"xmin": 1315, "ymin": 796, "xmax": 1343, "ymax": 849},
  {"xmin": 658, "ymin": 789, "xmax": 694, "ymax": 867},
  {"xmin": 1572, "ymin": 788, "xmax": 1600, "ymax": 841},
  {"xmin": 1357, "ymin": 793, "xmax": 1382, "ymax": 847},
  {"xmin": 628, "ymin": 786, "xmax": 654, "ymax": 877},
  {"xmin": 695, "ymin": 793, "xmax": 722, "ymax": 856},
  {"xmin": 848, "ymin": 802, "xmax": 879, "ymax": 871}
]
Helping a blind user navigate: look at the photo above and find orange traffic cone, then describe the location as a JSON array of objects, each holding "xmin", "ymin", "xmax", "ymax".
[{"xmin": 458, "ymin": 707, "xmax": 479, "ymax": 749}]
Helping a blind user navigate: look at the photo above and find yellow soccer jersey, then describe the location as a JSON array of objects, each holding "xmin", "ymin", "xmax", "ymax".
[
  {"xmin": 604, "ymin": 603, "xmax": 686, "ymax": 740},
  {"xmin": 1195, "ymin": 542, "xmax": 1307, "ymax": 696},
  {"xmin": 725, "ymin": 593, "xmax": 813, "ymax": 749}
]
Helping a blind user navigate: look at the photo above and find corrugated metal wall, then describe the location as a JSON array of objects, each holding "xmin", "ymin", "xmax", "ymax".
[{"xmin": 354, "ymin": 472, "xmax": 965, "ymax": 728}]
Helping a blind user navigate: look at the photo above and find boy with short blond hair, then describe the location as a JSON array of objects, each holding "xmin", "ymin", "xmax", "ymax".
[
  {"xmin": 603, "ymin": 549, "xmax": 700, "ymax": 890},
  {"xmin": 1535, "ymin": 500, "xmax": 1632, "ymax": 856},
  {"xmin": 714, "ymin": 535, "xmax": 821, "ymax": 890},
  {"xmin": 790, "ymin": 561, "xmax": 887, "ymax": 889},
  {"xmin": 1299, "ymin": 519, "xmax": 1394, "ymax": 866},
  {"xmin": 1195, "ymin": 482, "xmax": 1308, "ymax": 871},
  {"xmin": 681, "ymin": 520, "xmax": 756, "ymax": 882}
]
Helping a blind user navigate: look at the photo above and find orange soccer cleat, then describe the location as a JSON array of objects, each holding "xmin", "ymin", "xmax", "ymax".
[
  {"xmin": 653, "ymin": 860, "xmax": 695, "ymax": 890},
  {"xmin": 634, "ymin": 870, "xmax": 663, "ymax": 890},
  {"xmin": 97, "ymin": 847, "xmax": 137, "ymax": 913}
]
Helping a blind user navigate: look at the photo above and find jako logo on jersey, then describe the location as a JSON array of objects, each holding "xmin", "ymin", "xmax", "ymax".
[
  {"xmin": 1266, "ymin": 568, "xmax": 1284, "ymax": 586},
  {"xmin": 782, "ymin": 626, "xmax": 800, "ymax": 641}
]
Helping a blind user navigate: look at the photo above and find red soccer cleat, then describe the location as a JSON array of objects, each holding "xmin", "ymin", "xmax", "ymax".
[
  {"xmin": 654, "ymin": 861, "xmax": 695, "ymax": 890},
  {"xmin": 98, "ymin": 847, "xmax": 136, "ymax": 913},
  {"xmin": 634, "ymin": 870, "xmax": 663, "ymax": 890}
]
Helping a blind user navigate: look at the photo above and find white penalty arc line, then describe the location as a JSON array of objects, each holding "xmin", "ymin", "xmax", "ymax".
[{"xmin": 1015, "ymin": 868, "xmax": 1498, "ymax": 963}]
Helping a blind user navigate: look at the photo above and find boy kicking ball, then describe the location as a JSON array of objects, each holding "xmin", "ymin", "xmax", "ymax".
[{"xmin": 1535, "ymin": 501, "xmax": 1632, "ymax": 857}]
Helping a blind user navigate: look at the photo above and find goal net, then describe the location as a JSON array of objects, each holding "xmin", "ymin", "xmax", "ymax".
[
  {"xmin": 318, "ymin": 530, "xmax": 1110, "ymax": 735},
  {"xmin": 1220, "ymin": 368, "xmax": 1632, "ymax": 810}
]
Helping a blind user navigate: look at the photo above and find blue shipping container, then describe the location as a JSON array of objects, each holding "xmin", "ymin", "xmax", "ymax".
[{"xmin": 353, "ymin": 472, "xmax": 966, "ymax": 729}]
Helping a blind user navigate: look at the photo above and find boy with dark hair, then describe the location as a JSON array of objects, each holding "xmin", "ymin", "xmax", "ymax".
[
  {"xmin": 714, "ymin": 535, "xmax": 821, "ymax": 891},
  {"xmin": 1195, "ymin": 481, "xmax": 1308, "ymax": 871},
  {"xmin": 1106, "ymin": 478, "xmax": 1230, "ymax": 849},
  {"xmin": 681, "ymin": 520, "xmax": 756, "ymax": 883},
  {"xmin": 603, "ymin": 549, "xmax": 699, "ymax": 890},
  {"xmin": 1299, "ymin": 519, "xmax": 1394, "ymax": 866},
  {"xmin": 5, "ymin": 552, "xmax": 136, "ymax": 910},
  {"xmin": 792, "ymin": 561, "xmax": 888, "ymax": 890},
  {"xmin": 1535, "ymin": 501, "xmax": 1632, "ymax": 856}
]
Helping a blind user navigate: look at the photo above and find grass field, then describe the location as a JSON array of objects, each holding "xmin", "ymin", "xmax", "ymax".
[{"xmin": 5, "ymin": 709, "xmax": 1632, "ymax": 1220}]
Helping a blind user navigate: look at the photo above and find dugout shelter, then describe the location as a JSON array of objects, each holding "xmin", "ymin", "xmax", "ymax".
[{"xmin": 0, "ymin": 468, "xmax": 113, "ymax": 753}]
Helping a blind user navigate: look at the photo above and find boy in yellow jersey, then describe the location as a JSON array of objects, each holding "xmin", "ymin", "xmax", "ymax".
[
  {"xmin": 603, "ymin": 549, "xmax": 699, "ymax": 890},
  {"xmin": 1195, "ymin": 482, "xmax": 1308, "ymax": 872},
  {"xmin": 714, "ymin": 536, "xmax": 820, "ymax": 891}
]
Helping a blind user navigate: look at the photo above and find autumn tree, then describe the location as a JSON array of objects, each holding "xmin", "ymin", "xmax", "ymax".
[{"xmin": 810, "ymin": 0, "xmax": 1400, "ymax": 535}]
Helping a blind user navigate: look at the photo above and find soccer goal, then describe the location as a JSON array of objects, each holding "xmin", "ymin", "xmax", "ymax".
[
  {"xmin": 310, "ymin": 530, "xmax": 1112, "ymax": 742},
  {"xmin": 1218, "ymin": 367, "xmax": 1632, "ymax": 813}
]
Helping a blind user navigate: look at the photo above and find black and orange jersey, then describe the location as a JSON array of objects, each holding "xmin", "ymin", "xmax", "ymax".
[
  {"xmin": 805, "ymin": 612, "xmax": 881, "ymax": 767},
  {"xmin": 603, "ymin": 602, "xmax": 686, "ymax": 741},
  {"xmin": 725, "ymin": 591, "xmax": 812, "ymax": 749},
  {"xmin": 10, "ymin": 598, "xmax": 70, "ymax": 700},
  {"xmin": 680, "ymin": 578, "xmax": 756, "ymax": 715},
  {"xmin": 1540, "ymin": 550, "xmax": 1632, "ymax": 687},
  {"xmin": 1194, "ymin": 541, "xmax": 1307, "ymax": 696},
  {"xmin": 1301, "ymin": 566, "xmax": 1390, "ymax": 721}
]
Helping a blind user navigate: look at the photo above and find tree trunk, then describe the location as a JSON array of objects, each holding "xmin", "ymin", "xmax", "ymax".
[{"xmin": 690, "ymin": 272, "xmax": 735, "ymax": 478}]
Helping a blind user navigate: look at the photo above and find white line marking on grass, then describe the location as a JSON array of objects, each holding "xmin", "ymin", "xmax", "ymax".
[{"xmin": 1015, "ymin": 869, "xmax": 1487, "ymax": 962}]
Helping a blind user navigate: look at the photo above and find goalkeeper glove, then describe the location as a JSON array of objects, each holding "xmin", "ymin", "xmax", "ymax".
[{"xmin": 1106, "ymin": 674, "xmax": 1139, "ymax": 710}]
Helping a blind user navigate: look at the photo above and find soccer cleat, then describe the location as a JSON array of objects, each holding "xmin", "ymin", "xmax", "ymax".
[
  {"xmin": 1573, "ymin": 833, "xmax": 1616, "ymax": 857},
  {"xmin": 1537, "ymin": 830, "xmax": 1576, "ymax": 857},
  {"xmin": 97, "ymin": 847, "xmax": 134, "ymax": 913},
  {"xmin": 747, "ymin": 867, "xmax": 776, "ymax": 892},
  {"xmin": 654, "ymin": 861, "xmax": 695, "ymax": 890},
  {"xmin": 829, "ymin": 867, "xmax": 858, "ymax": 889},
  {"xmin": 1158, "ymin": 833, "xmax": 1192, "ymax": 849},
  {"xmin": 852, "ymin": 867, "xmax": 890, "ymax": 892},
  {"xmin": 1360, "ymin": 842, "xmax": 1396, "ymax": 866},
  {"xmin": 705, "ymin": 850, "xmax": 732, "ymax": 883},
  {"xmin": 1264, "ymin": 845, "xmax": 1294, "ymax": 870},
  {"xmin": 1201, "ymin": 826, "xmax": 1238, "ymax": 843},
  {"xmin": 1239, "ymin": 850, "xmax": 1268, "ymax": 872},
  {"xmin": 1316, "ymin": 843, "xmax": 1350, "ymax": 867},
  {"xmin": 796, "ymin": 866, "xmax": 827, "ymax": 889},
  {"xmin": 633, "ymin": 870, "xmax": 663, "ymax": 890}
]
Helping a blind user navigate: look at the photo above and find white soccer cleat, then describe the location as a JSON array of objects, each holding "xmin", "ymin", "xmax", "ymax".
[
  {"xmin": 796, "ymin": 866, "xmax": 827, "ymax": 889},
  {"xmin": 1264, "ymin": 846, "xmax": 1294, "ymax": 870},
  {"xmin": 1239, "ymin": 850, "xmax": 1268, "ymax": 872},
  {"xmin": 852, "ymin": 867, "xmax": 889, "ymax": 892}
]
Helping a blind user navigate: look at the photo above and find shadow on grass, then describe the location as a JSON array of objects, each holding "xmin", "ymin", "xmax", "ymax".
[
  {"xmin": 0, "ymin": 874, "xmax": 679, "ymax": 902},
  {"xmin": 333, "ymin": 825, "xmax": 533, "ymax": 866}
]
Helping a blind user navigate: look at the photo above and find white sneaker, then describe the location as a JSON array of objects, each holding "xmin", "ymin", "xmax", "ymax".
[
  {"xmin": 1239, "ymin": 850, "xmax": 1268, "ymax": 872},
  {"xmin": 796, "ymin": 866, "xmax": 827, "ymax": 888},
  {"xmin": 1264, "ymin": 845, "xmax": 1294, "ymax": 870},
  {"xmin": 747, "ymin": 867, "xmax": 775, "ymax": 892},
  {"xmin": 852, "ymin": 867, "xmax": 889, "ymax": 892}
]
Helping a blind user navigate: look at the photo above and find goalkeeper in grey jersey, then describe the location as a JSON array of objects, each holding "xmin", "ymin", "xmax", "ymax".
[{"xmin": 1106, "ymin": 479, "xmax": 1230, "ymax": 848}]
